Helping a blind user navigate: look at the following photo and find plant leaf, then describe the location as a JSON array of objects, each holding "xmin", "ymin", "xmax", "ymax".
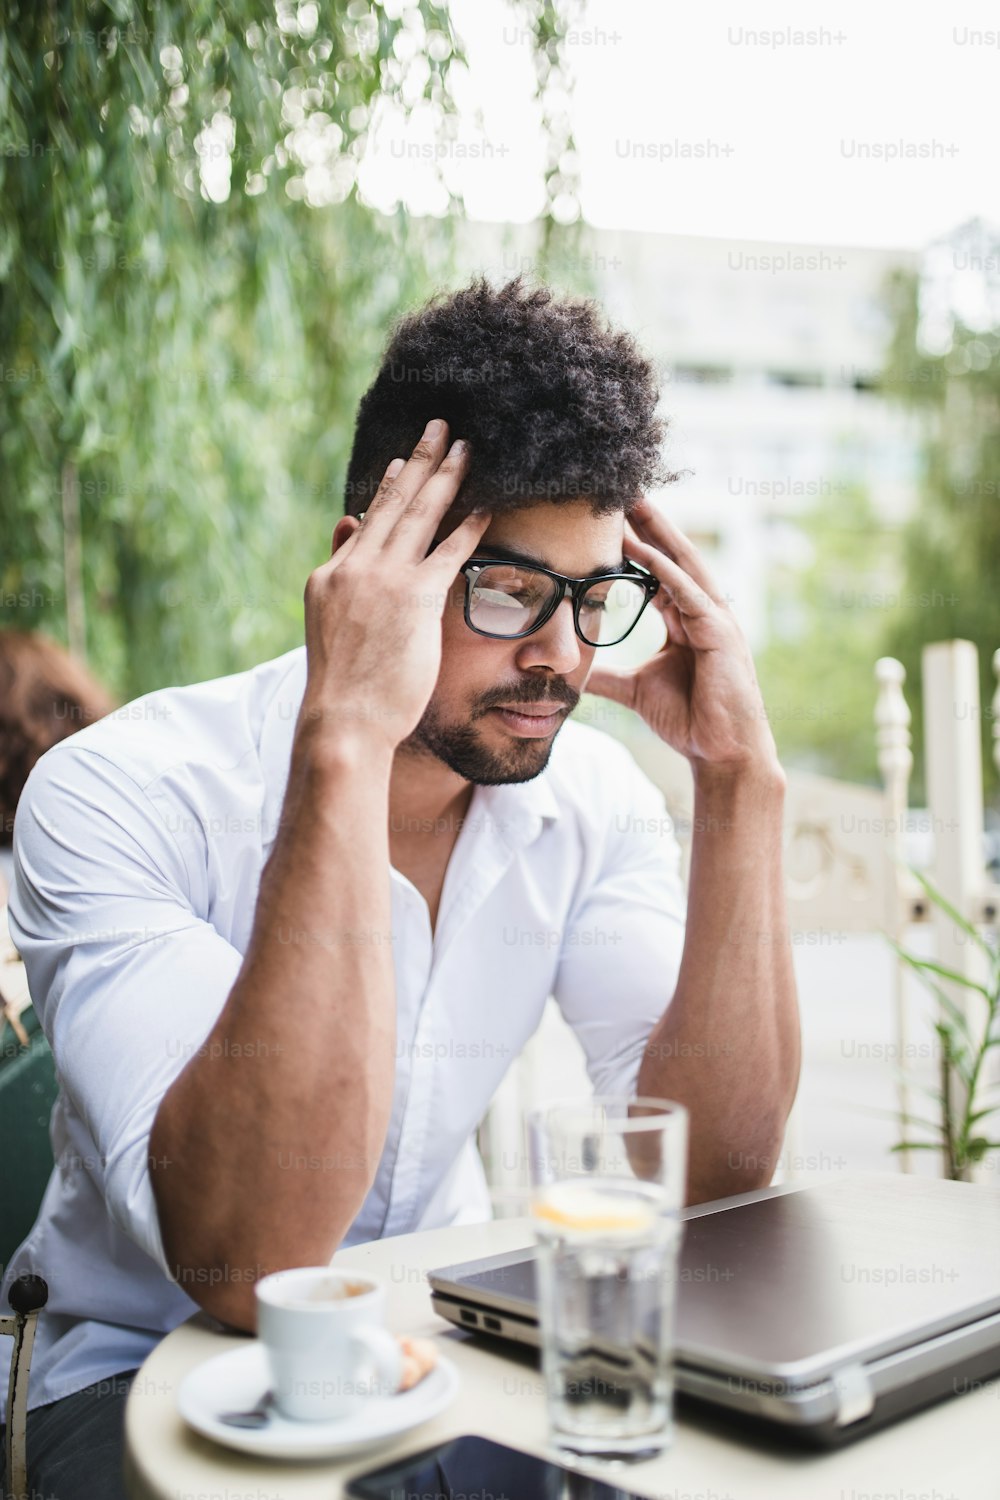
[
  {"xmin": 908, "ymin": 869, "xmax": 994, "ymax": 959},
  {"xmin": 966, "ymin": 1104, "xmax": 1000, "ymax": 1127},
  {"xmin": 934, "ymin": 990, "xmax": 982, "ymax": 1046},
  {"xmin": 931, "ymin": 1023, "xmax": 973, "ymax": 1087},
  {"xmin": 897, "ymin": 953, "xmax": 991, "ymax": 1003},
  {"xmin": 891, "ymin": 1110, "xmax": 949, "ymax": 1135},
  {"xmin": 887, "ymin": 944, "xmax": 978, "ymax": 1046},
  {"xmin": 965, "ymin": 1136, "xmax": 993, "ymax": 1163}
]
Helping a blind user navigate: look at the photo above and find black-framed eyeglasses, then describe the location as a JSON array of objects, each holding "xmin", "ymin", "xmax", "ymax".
[{"xmin": 459, "ymin": 557, "xmax": 660, "ymax": 647}]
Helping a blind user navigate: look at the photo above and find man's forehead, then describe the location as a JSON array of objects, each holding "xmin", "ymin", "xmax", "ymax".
[
  {"xmin": 474, "ymin": 537, "xmax": 628, "ymax": 576},
  {"xmin": 437, "ymin": 500, "xmax": 627, "ymax": 574}
]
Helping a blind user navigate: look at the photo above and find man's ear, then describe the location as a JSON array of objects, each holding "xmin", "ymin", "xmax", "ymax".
[{"xmin": 330, "ymin": 515, "xmax": 361, "ymax": 557}]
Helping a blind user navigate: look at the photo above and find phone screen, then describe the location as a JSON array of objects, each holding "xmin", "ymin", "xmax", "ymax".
[{"xmin": 345, "ymin": 1434, "xmax": 647, "ymax": 1499}]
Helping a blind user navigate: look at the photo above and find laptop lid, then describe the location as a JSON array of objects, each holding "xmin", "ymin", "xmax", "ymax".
[{"xmin": 429, "ymin": 1174, "xmax": 1000, "ymax": 1389}]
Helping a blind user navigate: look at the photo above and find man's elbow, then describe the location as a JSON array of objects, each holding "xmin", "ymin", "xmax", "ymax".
[
  {"xmin": 155, "ymin": 1212, "xmax": 354, "ymax": 1332},
  {"xmin": 687, "ymin": 1154, "xmax": 775, "ymax": 1207},
  {"xmin": 166, "ymin": 1257, "xmax": 260, "ymax": 1332},
  {"xmin": 687, "ymin": 1104, "xmax": 793, "ymax": 1205}
]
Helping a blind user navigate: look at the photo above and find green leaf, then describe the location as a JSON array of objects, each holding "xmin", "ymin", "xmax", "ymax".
[
  {"xmin": 929, "ymin": 1022, "xmax": 974, "ymax": 1086},
  {"xmin": 887, "ymin": 944, "xmax": 977, "ymax": 1046},
  {"xmin": 965, "ymin": 1104, "xmax": 1000, "ymax": 1127},
  {"xmin": 890, "ymin": 1107, "xmax": 949, "ymax": 1135},
  {"xmin": 964, "ymin": 1137, "xmax": 994, "ymax": 1163},
  {"xmin": 934, "ymin": 990, "xmax": 980, "ymax": 1046},
  {"xmin": 898, "ymin": 953, "xmax": 991, "ymax": 1003},
  {"xmin": 899, "ymin": 1078, "xmax": 956, "ymax": 1107},
  {"xmin": 908, "ymin": 869, "xmax": 994, "ymax": 960}
]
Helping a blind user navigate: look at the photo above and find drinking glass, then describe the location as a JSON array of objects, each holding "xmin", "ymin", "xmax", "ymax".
[{"xmin": 527, "ymin": 1096, "xmax": 689, "ymax": 1462}]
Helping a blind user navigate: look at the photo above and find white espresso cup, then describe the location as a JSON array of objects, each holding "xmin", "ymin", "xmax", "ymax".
[{"xmin": 255, "ymin": 1267, "xmax": 403, "ymax": 1422}]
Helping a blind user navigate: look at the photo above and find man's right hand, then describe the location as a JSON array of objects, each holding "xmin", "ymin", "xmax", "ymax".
[
  {"xmin": 152, "ymin": 424, "xmax": 490, "ymax": 1328},
  {"xmin": 299, "ymin": 419, "xmax": 490, "ymax": 754}
]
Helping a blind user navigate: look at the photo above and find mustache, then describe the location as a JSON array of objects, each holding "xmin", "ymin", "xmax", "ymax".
[{"xmin": 473, "ymin": 679, "xmax": 580, "ymax": 717}]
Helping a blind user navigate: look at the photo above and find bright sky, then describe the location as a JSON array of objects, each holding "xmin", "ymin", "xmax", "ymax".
[{"xmin": 358, "ymin": 0, "xmax": 1000, "ymax": 251}]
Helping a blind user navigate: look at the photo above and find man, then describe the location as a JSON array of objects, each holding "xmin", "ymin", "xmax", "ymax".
[{"xmin": 1, "ymin": 278, "xmax": 799, "ymax": 1497}]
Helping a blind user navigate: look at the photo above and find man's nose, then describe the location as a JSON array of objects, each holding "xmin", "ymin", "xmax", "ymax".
[{"xmin": 513, "ymin": 598, "xmax": 584, "ymax": 675}]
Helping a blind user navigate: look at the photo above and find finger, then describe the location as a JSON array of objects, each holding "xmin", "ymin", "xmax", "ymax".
[
  {"xmin": 423, "ymin": 505, "xmax": 492, "ymax": 575},
  {"xmin": 623, "ymin": 531, "xmax": 716, "ymax": 619},
  {"xmin": 358, "ymin": 420, "xmax": 452, "ymax": 544},
  {"xmin": 585, "ymin": 664, "xmax": 638, "ymax": 709},
  {"xmin": 336, "ymin": 458, "xmax": 405, "ymax": 553},
  {"xmin": 321, "ymin": 458, "xmax": 406, "ymax": 576},
  {"xmin": 627, "ymin": 498, "xmax": 727, "ymax": 606},
  {"xmin": 659, "ymin": 598, "xmax": 690, "ymax": 648},
  {"xmin": 388, "ymin": 438, "xmax": 473, "ymax": 553}
]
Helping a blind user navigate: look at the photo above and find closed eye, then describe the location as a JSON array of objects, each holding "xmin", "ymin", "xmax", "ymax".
[{"xmin": 475, "ymin": 586, "xmax": 532, "ymax": 608}]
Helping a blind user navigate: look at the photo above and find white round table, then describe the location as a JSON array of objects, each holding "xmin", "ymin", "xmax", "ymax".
[{"xmin": 124, "ymin": 1216, "xmax": 995, "ymax": 1499}]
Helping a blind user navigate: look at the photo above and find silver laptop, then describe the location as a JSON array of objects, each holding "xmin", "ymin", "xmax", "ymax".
[{"xmin": 428, "ymin": 1174, "xmax": 1000, "ymax": 1445}]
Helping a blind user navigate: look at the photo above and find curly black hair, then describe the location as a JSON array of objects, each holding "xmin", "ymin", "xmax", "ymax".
[{"xmin": 343, "ymin": 277, "xmax": 672, "ymax": 517}]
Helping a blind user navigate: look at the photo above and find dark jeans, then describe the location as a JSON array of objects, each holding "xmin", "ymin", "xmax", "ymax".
[{"xmin": 0, "ymin": 1370, "xmax": 137, "ymax": 1500}]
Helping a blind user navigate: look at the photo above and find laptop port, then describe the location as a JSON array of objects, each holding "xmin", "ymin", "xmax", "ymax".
[
  {"xmin": 483, "ymin": 1316, "xmax": 502, "ymax": 1332},
  {"xmin": 460, "ymin": 1309, "xmax": 478, "ymax": 1325}
]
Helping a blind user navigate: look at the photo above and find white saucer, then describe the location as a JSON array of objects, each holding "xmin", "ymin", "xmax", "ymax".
[{"xmin": 177, "ymin": 1341, "xmax": 460, "ymax": 1460}]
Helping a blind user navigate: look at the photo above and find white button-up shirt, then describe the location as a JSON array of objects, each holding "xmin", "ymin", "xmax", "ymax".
[{"xmin": 1, "ymin": 647, "xmax": 685, "ymax": 1413}]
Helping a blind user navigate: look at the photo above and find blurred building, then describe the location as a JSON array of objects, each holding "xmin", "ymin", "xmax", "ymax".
[{"xmin": 457, "ymin": 224, "xmax": 922, "ymax": 648}]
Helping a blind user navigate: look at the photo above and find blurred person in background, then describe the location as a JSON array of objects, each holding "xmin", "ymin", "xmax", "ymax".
[
  {"xmin": 0, "ymin": 631, "xmax": 114, "ymax": 897},
  {"xmin": 0, "ymin": 631, "xmax": 113, "ymax": 1037}
]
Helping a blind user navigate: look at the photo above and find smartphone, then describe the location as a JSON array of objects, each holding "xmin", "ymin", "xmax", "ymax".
[{"xmin": 345, "ymin": 1433, "xmax": 649, "ymax": 1499}]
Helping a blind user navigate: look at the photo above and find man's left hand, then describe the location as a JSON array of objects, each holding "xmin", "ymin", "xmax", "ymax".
[{"xmin": 586, "ymin": 497, "xmax": 779, "ymax": 777}]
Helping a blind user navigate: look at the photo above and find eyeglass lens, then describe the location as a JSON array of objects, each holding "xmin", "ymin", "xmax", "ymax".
[{"xmin": 468, "ymin": 564, "xmax": 648, "ymax": 645}]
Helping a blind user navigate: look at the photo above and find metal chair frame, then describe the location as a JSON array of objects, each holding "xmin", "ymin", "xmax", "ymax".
[{"xmin": 1, "ymin": 1275, "xmax": 48, "ymax": 1500}]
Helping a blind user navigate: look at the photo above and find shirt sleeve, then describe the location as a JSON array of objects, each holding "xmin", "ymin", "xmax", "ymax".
[
  {"xmin": 551, "ymin": 743, "xmax": 687, "ymax": 1099},
  {"xmin": 8, "ymin": 743, "xmax": 244, "ymax": 1279}
]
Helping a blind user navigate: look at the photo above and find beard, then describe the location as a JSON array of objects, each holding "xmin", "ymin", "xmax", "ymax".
[{"xmin": 400, "ymin": 677, "xmax": 580, "ymax": 785}]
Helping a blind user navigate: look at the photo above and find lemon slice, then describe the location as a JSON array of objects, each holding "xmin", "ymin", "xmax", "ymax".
[{"xmin": 532, "ymin": 1181, "xmax": 656, "ymax": 1233}]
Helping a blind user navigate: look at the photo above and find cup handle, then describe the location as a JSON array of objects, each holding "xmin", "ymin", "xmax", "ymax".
[{"xmin": 350, "ymin": 1325, "xmax": 404, "ymax": 1397}]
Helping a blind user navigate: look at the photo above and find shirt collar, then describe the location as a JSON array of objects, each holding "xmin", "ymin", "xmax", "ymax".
[
  {"xmin": 258, "ymin": 648, "xmax": 562, "ymax": 855},
  {"xmin": 468, "ymin": 766, "xmax": 561, "ymax": 847}
]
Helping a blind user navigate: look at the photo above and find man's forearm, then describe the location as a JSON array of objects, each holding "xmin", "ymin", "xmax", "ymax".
[
  {"xmin": 150, "ymin": 727, "xmax": 397, "ymax": 1327},
  {"xmin": 636, "ymin": 761, "xmax": 801, "ymax": 1204}
]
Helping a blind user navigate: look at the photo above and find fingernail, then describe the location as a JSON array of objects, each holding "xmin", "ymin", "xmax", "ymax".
[
  {"xmin": 424, "ymin": 419, "xmax": 444, "ymax": 439},
  {"xmin": 386, "ymin": 458, "xmax": 405, "ymax": 477},
  {"xmin": 449, "ymin": 439, "xmax": 466, "ymax": 457}
]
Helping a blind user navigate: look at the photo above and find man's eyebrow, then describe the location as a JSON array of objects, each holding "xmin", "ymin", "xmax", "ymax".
[{"xmin": 475, "ymin": 542, "xmax": 629, "ymax": 575}]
